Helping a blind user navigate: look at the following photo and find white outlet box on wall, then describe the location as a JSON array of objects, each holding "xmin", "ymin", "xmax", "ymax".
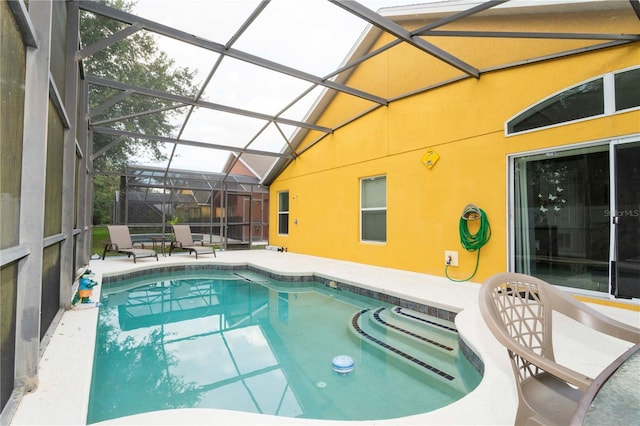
[{"xmin": 445, "ymin": 250, "xmax": 459, "ymax": 267}]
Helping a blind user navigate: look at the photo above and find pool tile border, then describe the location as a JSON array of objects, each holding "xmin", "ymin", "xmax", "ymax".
[{"xmin": 101, "ymin": 263, "xmax": 484, "ymax": 375}]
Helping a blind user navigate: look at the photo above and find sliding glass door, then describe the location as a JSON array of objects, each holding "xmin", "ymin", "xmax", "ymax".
[
  {"xmin": 613, "ymin": 142, "xmax": 640, "ymax": 298},
  {"xmin": 513, "ymin": 139, "xmax": 639, "ymax": 298}
]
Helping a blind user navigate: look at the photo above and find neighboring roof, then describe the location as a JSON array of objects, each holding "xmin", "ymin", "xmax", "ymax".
[
  {"xmin": 222, "ymin": 152, "xmax": 276, "ymax": 180},
  {"xmin": 79, "ymin": 1, "xmax": 640, "ymax": 186},
  {"xmin": 124, "ymin": 165, "xmax": 262, "ymax": 191}
]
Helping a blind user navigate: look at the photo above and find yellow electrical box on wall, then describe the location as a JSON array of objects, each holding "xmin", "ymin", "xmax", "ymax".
[{"xmin": 421, "ymin": 149, "xmax": 440, "ymax": 169}]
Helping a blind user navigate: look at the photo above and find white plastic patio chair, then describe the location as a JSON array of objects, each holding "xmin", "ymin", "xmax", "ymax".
[{"xmin": 479, "ymin": 272, "xmax": 639, "ymax": 426}]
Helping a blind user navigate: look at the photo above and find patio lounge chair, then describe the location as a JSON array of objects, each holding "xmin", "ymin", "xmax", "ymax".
[
  {"xmin": 170, "ymin": 225, "xmax": 216, "ymax": 259},
  {"xmin": 479, "ymin": 272, "xmax": 640, "ymax": 426},
  {"xmin": 102, "ymin": 225, "xmax": 158, "ymax": 263}
]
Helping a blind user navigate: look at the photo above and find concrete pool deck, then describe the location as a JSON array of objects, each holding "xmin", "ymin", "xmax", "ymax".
[{"xmin": 10, "ymin": 250, "xmax": 639, "ymax": 425}]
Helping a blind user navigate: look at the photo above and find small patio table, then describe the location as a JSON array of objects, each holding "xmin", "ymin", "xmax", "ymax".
[
  {"xmin": 150, "ymin": 236, "xmax": 168, "ymax": 257},
  {"xmin": 571, "ymin": 342, "xmax": 640, "ymax": 425}
]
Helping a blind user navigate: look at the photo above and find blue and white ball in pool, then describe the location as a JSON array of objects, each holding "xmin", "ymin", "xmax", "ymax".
[{"xmin": 331, "ymin": 355, "xmax": 355, "ymax": 374}]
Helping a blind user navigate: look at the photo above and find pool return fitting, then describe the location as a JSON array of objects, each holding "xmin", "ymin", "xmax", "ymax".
[{"xmin": 445, "ymin": 204, "xmax": 491, "ymax": 282}]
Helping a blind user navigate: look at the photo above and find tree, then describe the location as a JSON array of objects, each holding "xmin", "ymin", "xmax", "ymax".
[
  {"xmin": 80, "ymin": 0, "xmax": 199, "ymax": 223},
  {"xmin": 92, "ymin": 173, "xmax": 120, "ymax": 225}
]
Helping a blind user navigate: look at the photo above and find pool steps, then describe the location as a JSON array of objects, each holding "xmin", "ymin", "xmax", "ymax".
[
  {"xmin": 349, "ymin": 306, "xmax": 476, "ymax": 393},
  {"xmin": 391, "ymin": 306, "xmax": 457, "ymax": 333},
  {"xmin": 373, "ymin": 307, "xmax": 458, "ymax": 354}
]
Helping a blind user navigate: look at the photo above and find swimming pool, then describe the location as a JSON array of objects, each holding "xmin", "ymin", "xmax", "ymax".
[{"xmin": 88, "ymin": 268, "xmax": 481, "ymax": 423}]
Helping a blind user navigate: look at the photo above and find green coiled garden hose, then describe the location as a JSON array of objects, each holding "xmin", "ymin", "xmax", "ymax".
[{"xmin": 445, "ymin": 204, "xmax": 491, "ymax": 282}]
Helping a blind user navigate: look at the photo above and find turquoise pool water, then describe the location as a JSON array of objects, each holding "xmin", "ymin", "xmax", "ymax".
[{"xmin": 88, "ymin": 269, "xmax": 481, "ymax": 423}]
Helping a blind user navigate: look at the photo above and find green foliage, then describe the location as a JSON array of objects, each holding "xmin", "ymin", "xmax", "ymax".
[
  {"xmin": 93, "ymin": 174, "xmax": 120, "ymax": 224},
  {"xmin": 81, "ymin": 0, "xmax": 199, "ymax": 223},
  {"xmin": 81, "ymin": 0, "xmax": 198, "ymax": 171}
]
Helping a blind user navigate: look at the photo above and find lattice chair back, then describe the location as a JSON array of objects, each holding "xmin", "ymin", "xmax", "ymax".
[{"xmin": 490, "ymin": 277, "xmax": 555, "ymax": 386}]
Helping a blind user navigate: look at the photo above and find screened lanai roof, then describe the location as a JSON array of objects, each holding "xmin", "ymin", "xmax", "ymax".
[
  {"xmin": 126, "ymin": 166, "xmax": 261, "ymax": 189},
  {"xmin": 80, "ymin": 0, "xmax": 640, "ymax": 184},
  {"xmin": 123, "ymin": 166, "xmax": 265, "ymax": 223}
]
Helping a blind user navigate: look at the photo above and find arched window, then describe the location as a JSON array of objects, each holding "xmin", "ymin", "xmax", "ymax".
[{"xmin": 506, "ymin": 67, "xmax": 640, "ymax": 135}]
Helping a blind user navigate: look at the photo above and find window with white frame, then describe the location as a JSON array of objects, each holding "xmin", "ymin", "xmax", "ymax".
[
  {"xmin": 507, "ymin": 67, "xmax": 640, "ymax": 135},
  {"xmin": 361, "ymin": 176, "xmax": 386, "ymax": 242},
  {"xmin": 278, "ymin": 191, "xmax": 289, "ymax": 235}
]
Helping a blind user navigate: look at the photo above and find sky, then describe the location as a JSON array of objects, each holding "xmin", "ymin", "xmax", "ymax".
[{"xmin": 127, "ymin": 0, "xmax": 421, "ymax": 173}]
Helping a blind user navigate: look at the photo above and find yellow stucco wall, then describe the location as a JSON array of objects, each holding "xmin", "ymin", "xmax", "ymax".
[{"xmin": 269, "ymin": 8, "xmax": 640, "ymax": 282}]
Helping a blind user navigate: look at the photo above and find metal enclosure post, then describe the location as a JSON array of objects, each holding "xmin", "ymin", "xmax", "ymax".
[
  {"xmin": 78, "ymin": 122, "xmax": 93, "ymax": 263},
  {"xmin": 161, "ymin": 177, "xmax": 167, "ymax": 235},
  {"xmin": 210, "ymin": 187, "xmax": 214, "ymax": 243},
  {"xmin": 249, "ymin": 190, "xmax": 253, "ymax": 247},
  {"xmin": 15, "ymin": 0, "xmax": 53, "ymax": 392},
  {"xmin": 73, "ymin": 15, "xmax": 93, "ymax": 264},
  {"xmin": 76, "ymin": 10, "xmax": 91, "ymax": 267},
  {"xmin": 124, "ymin": 173, "xmax": 129, "ymax": 224},
  {"xmin": 60, "ymin": 1, "xmax": 81, "ymax": 306},
  {"xmin": 222, "ymin": 182, "xmax": 227, "ymax": 250}
]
